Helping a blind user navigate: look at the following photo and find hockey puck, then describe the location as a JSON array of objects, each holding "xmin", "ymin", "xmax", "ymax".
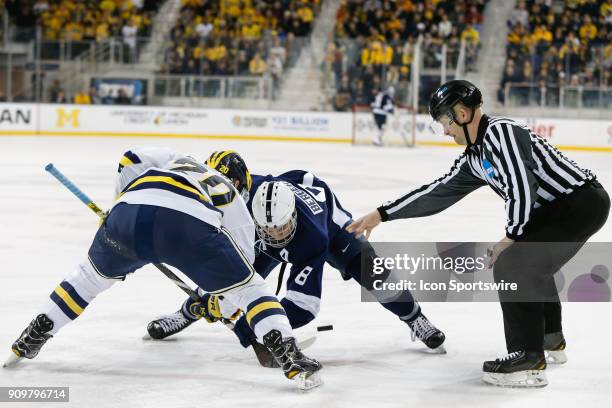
[{"xmin": 317, "ymin": 325, "xmax": 333, "ymax": 332}]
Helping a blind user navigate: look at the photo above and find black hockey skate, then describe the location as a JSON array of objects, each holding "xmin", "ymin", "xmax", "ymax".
[
  {"xmin": 5, "ymin": 314, "xmax": 54, "ymax": 367},
  {"xmin": 482, "ymin": 351, "xmax": 548, "ymax": 388},
  {"xmin": 263, "ymin": 330, "xmax": 323, "ymax": 390},
  {"xmin": 406, "ymin": 313, "xmax": 446, "ymax": 352},
  {"xmin": 544, "ymin": 331, "xmax": 567, "ymax": 364},
  {"xmin": 146, "ymin": 310, "xmax": 197, "ymax": 340}
]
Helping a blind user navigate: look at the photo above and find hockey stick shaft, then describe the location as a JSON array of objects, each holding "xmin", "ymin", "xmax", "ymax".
[
  {"xmin": 45, "ymin": 163, "xmax": 200, "ymax": 302},
  {"xmin": 45, "ymin": 164, "xmax": 107, "ymax": 219}
]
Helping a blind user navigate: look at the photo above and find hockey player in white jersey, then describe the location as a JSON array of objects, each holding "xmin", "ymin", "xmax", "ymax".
[{"xmin": 6, "ymin": 147, "xmax": 322, "ymax": 390}]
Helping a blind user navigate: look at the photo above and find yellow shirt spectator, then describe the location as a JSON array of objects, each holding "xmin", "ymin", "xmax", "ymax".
[
  {"xmin": 65, "ymin": 22, "xmax": 84, "ymax": 41},
  {"xmin": 100, "ymin": 0, "xmax": 115, "ymax": 12},
  {"xmin": 193, "ymin": 45, "xmax": 205, "ymax": 59},
  {"xmin": 242, "ymin": 23, "xmax": 262, "ymax": 40},
  {"xmin": 461, "ymin": 25, "xmax": 480, "ymax": 45},
  {"xmin": 579, "ymin": 22, "xmax": 597, "ymax": 41},
  {"xmin": 249, "ymin": 54, "xmax": 267, "ymax": 75},
  {"xmin": 74, "ymin": 91, "xmax": 91, "ymax": 105},
  {"xmin": 205, "ymin": 44, "xmax": 227, "ymax": 61},
  {"xmin": 387, "ymin": 17, "xmax": 402, "ymax": 32},
  {"xmin": 532, "ymin": 26, "xmax": 552, "ymax": 43},
  {"xmin": 360, "ymin": 47, "xmax": 371, "ymax": 66},
  {"xmin": 96, "ymin": 23, "xmax": 110, "ymax": 41},
  {"xmin": 381, "ymin": 45, "xmax": 393, "ymax": 65},
  {"xmin": 369, "ymin": 41, "xmax": 384, "ymax": 64},
  {"xmin": 223, "ymin": 0, "xmax": 241, "ymax": 17},
  {"xmin": 507, "ymin": 29, "xmax": 522, "ymax": 45},
  {"xmin": 253, "ymin": 12, "xmax": 266, "ymax": 26},
  {"xmin": 399, "ymin": 0, "xmax": 414, "ymax": 12},
  {"xmin": 297, "ymin": 6, "xmax": 313, "ymax": 23}
]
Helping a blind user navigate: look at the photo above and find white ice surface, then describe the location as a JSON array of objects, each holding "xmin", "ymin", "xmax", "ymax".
[{"xmin": 0, "ymin": 137, "xmax": 611, "ymax": 408}]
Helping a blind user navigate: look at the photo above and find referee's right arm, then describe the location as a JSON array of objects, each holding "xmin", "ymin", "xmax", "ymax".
[{"xmin": 377, "ymin": 152, "xmax": 486, "ymax": 221}]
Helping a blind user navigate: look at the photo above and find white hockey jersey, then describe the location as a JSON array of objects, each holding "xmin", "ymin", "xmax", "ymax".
[{"xmin": 113, "ymin": 147, "xmax": 256, "ymax": 263}]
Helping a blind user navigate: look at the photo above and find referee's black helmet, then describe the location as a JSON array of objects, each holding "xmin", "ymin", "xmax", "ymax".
[{"xmin": 429, "ymin": 80, "xmax": 482, "ymax": 122}]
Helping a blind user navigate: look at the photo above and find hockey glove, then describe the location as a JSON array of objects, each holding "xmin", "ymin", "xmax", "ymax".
[{"xmin": 188, "ymin": 294, "xmax": 240, "ymax": 323}]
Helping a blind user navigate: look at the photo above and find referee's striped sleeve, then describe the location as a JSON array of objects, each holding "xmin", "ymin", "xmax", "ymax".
[
  {"xmin": 378, "ymin": 153, "xmax": 485, "ymax": 221},
  {"xmin": 488, "ymin": 123, "xmax": 539, "ymax": 240}
]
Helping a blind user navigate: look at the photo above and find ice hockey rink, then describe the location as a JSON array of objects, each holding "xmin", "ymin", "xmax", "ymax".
[{"xmin": 1, "ymin": 136, "xmax": 611, "ymax": 408}]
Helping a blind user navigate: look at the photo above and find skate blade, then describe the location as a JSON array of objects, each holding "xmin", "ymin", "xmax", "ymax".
[
  {"xmin": 482, "ymin": 370, "xmax": 548, "ymax": 388},
  {"xmin": 142, "ymin": 333, "xmax": 177, "ymax": 342},
  {"xmin": 295, "ymin": 371, "xmax": 323, "ymax": 391},
  {"xmin": 426, "ymin": 345, "xmax": 447, "ymax": 355},
  {"xmin": 545, "ymin": 349, "xmax": 567, "ymax": 364},
  {"xmin": 3, "ymin": 351, "xmax": 23, "ymax": 368}
]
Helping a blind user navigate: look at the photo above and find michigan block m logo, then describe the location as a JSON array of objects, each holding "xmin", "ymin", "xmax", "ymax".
[{"xmin": 56, "ymin": 108, "xmax": 81, "ymax": 128}]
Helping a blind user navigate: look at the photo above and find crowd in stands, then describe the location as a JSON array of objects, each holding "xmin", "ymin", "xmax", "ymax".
[
  {"xmin": 499, "ymin": 0, "xmax": 611, "ymax": 108},
  {"xmin": 329, "ymin": 0, "xmax": 489, "ymax": 112},
  {"xmin": 4, "ymin": 0, "xmax": 162, "ymax": 40},
  {"xmin": 47, "ymin": 79, "xmax": 135, "ymax": 105},
  {"xmin": 160, "ymin": 0, "xmax": 320, "ymax": 97}
]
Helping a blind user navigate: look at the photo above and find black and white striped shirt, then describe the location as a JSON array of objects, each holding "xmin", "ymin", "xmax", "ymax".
[{"xmin": 378, "ymin": 115, "xmax": 595, "ymax": 240}]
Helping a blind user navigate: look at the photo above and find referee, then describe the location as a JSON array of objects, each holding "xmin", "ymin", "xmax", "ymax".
[{"xmin": 347, "ymin": 79, "xmax": 610, "ymax": 388}]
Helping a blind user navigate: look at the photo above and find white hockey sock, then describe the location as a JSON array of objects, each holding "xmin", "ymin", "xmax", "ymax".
[
  {"xmin": 39, "ymin": 258, "xmax": 116, "ymax": 335},
  {"xmin": 222, "ymin": 274, "xmax": 293, "ymax": 341}
]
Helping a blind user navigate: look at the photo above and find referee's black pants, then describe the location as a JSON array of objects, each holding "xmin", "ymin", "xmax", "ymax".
[{"xmin": 493, "ymin": 181, "xmax": 610, "ymax": 353}]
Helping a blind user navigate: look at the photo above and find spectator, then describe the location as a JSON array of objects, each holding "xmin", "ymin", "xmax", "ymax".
[
  {"xmin": 195, "ymin": 16, "xmax": 213, "ymax": 41},
  {"xmin": 48, "ymin": 79, "xmax": 63, "ymax": 102},
  {"xmin": 114, "ymin": 88, "xmax": 131, "ymax": 105},
  {"xmin": 579, "ymin": 14, "xmax": 598, "ymax": 42},
  {"xmin": 249, "ymin": 52, "xmax": 267, "ymax": 76},
  {"xmin": 466, "ymin": 5, "xmax": 483, "ymax": 30},
  {"xmin": 269, "ymin": 37, "xmax": 287, "ymax": 66},
  {"xmin": 89, "ymin": 87, "xmax": 101, "ymax": 104},
  {"xmin": 235, "ymin": 49, "xmax": 250, "ymax": 75},
  {"xmin": 53, "ymin": 91, "xmax": 67, "ymax": 104},
  {"xmin": 532, "ymin": 24, "xmax": 553, "ymax": 54},
  {"xmin": 559, "ymin": 34, "xmax": 582, "ymax": 75},
  {"xmin": 509, "ymin": 1, "xmax": 529, "ymax": 28},
  {"xmin": 332, "ymin": 85, "xmax": 352, "ymax": 112},
  {"xmin": 498, "ymin": 60, "xmax": 519, "ymax": 104},
  {"xmin": 215, "ymin": 58, "xmax": 230, "ymax": 76},
  {"xmin": 122, "ymin": 17, "xmax": 138, "ymax": 63},
  {"xmin": 461, "ymin": 24, "xmax": 480, "ymax": 47},
  {"xmin": 268, "ymin": 54, "xmax": 283, "ymax": 98},
  {"xmin": 74, "ymin": 89, "xmax": 91, "ymax": 104},
  {"xmin": 353, "ymin": 79, "xmax": 368, "ymax": 105},
  {"xmin": 438, "ymin": 13, "xmax": 453, "ymax": 39}
]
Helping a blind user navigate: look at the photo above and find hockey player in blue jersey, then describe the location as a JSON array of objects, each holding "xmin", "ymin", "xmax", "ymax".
[
  {"xmin": 6, "ymin": 148, "xmax": 322, "ymax": 390},
  {"xmin": 147, "ymin": 151, "xmax": 446, "ymax": 362},
  {"xmin": 371, "ymin": 86, "xmax": 395, "ymax": 146}
]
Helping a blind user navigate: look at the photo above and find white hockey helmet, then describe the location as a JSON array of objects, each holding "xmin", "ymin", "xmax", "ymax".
[{"xmin": 251, "ymin": 181, "xmax": 297, "ymax": 248}]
